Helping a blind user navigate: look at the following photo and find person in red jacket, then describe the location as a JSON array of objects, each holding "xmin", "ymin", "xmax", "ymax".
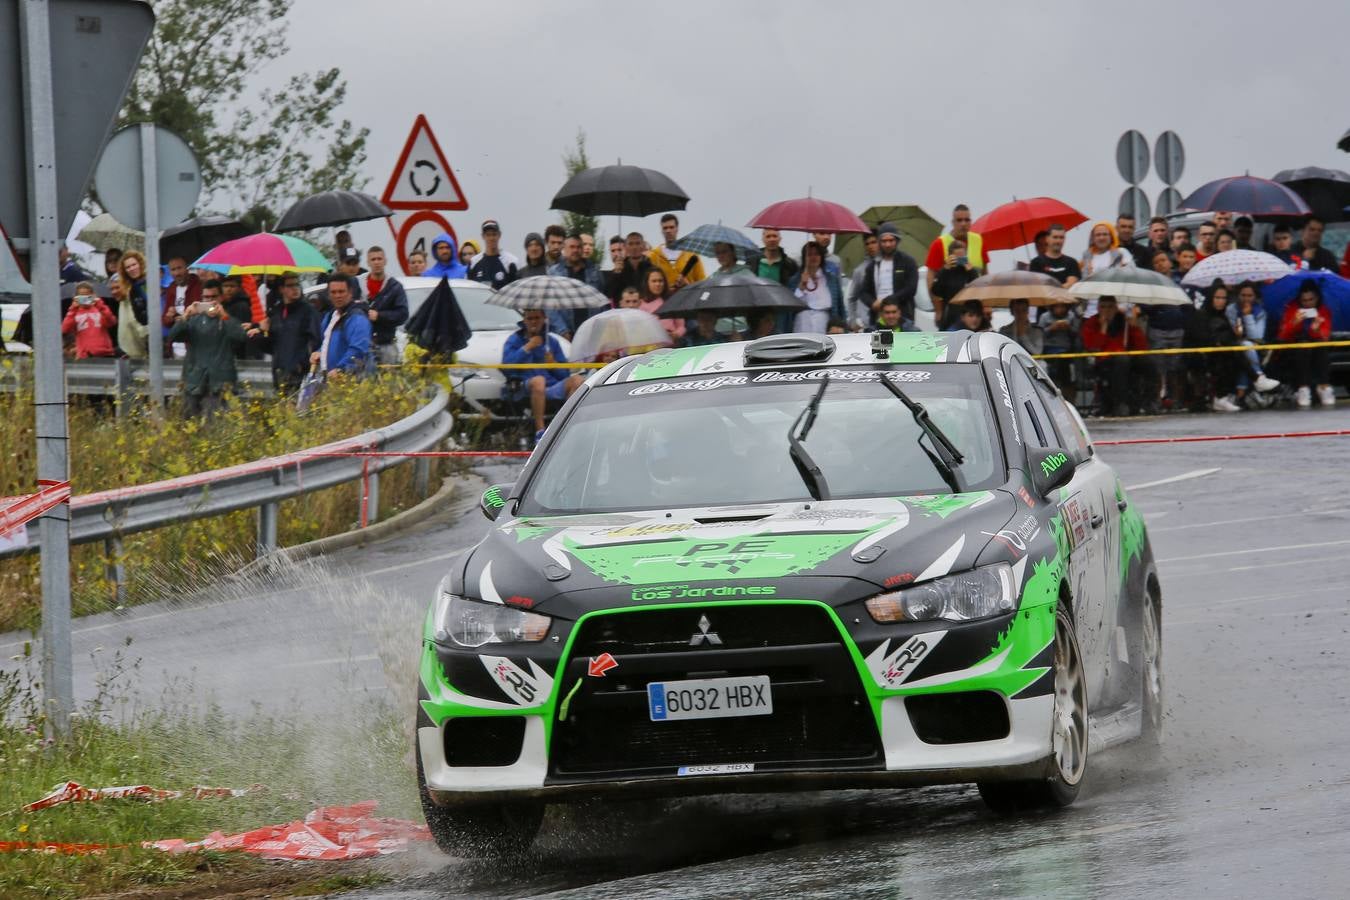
[
  {"xmin": 1081, "ymin": 295, "xmax": 1147, "ymax": 416},
  {"xmin": 61, "ymin": 282, "xmax": 117, "ymax": 358},
  {"xmin": 1276, "ymin": 280, "xmax": 1335, "ymax": 408}
]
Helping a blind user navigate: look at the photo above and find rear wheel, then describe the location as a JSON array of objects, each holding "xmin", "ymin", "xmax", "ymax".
[
  {"xmin": 979, "ymin": 606, "xmax": 1088, "ymax": 813},
  {"xmin": 416, "ymin": 741, "xmax": 544, "ymax": 858}
]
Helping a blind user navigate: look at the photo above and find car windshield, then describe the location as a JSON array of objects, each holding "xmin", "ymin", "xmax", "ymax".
[
  {"xmin": 405, "ymin": 283, "xmax": 521, "ymax": 331},
  {"xmin": 519, "ymin": 366, "xmax": 1004, "ymax": 515}
]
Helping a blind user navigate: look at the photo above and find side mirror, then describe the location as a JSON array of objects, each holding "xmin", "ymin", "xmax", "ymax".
[
  {"xmin": 1030, "ymin": 447, "xmax": 1076, "ymax": 498},
  {"xmin": 480, "ymin": 484, "xmax": 509, "ymax": 521}
]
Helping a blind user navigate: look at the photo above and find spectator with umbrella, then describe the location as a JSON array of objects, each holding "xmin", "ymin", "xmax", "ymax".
[
  {"xmin": 925, "ymin": 205, "xmax": 989, "ymax": 294},
  {"xmin": 857, "ymin": 223, "xmax": 919, "ymax": 326},
  {"xmin": 1275, "ymin": 279, "xmax": 1335, "ymax": 408},
  {"xmin": 252, "ymin": 272, "xmax": 321, "ymax": 394},
  {"xmin": 605, "ymin": 232, "xmax": 654, "ymax": 302},
  {"xmin": 1228, "ymin": 280, "xmax": 1280, "ymax": 403},
  {"xmin": 520, "ymin": 233, "xmax": 549, "ymax": 278},
  {"xmin": 1293, "ymin": 218, "xmax": 1339, "ymax": 271},
  {"xmin": 999, "ymin": 299, "xmax": 1044, "ymax": 355},
  {"xmin": 1029, "ymin": 223, "xmax": 1082, "ymax": 286},
  {"xmin": 1082, "ymin": 296, "xmax": 1147, "ymax": 416},
  {"xmin": 169, "ymin": 279, "xmax": 247, "ymax": 419},
  {"xmin": 746, "ymin": 228, "xmax": 798, "ymax": 287},
  {"xmin": 503, "ymin": 308, "xmax": 583, "ymax": 443},
  {"xmin": 787, "ymin": 240, "xmax": 844, "ymax": 333},
  {"xmin": 161, "ymin": 255, "xmax": 203, "ymax": 332},
  {"xmin": 1184, "ymin": 283, "xmax": 1246, "ymax": 413},
  {"xmin": 118, "ymin": 250, "xmax": 152, "ymax": 337},
  {"xmin": 109, "ymin": 276, "xmax": 149, "ymax": 360},
  {"xmin": 647, "ymin": 214, "xmax": 706, "ymax": 290},
  {"xmin": 363, "ymin": 246, "xmax": 409, "ymax": 367},
  {"xmin": 846, "ymin": 231, "xmax": 880, "ymax": 329},
  {"xmin": 711, "ymin": 241, "xmax": 751, "ymax": 276},
  {"xmin": 639, "ymin": 268, "xmax": 684, "ymax": 343}
]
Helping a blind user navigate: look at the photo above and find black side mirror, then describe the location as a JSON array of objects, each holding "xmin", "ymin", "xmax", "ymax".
[
  {"xmin": 480, "ymin": 484, "xmax": 510, "ymax": 521},
  {"xmin": 1030, "ymin": 447, "xmax": 1076, "ymax": 498}
]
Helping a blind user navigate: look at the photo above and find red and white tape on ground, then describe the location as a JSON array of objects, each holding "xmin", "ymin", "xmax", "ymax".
[
  {"xmin": 21, "ymin": 780, "xmax": 263, "ymax": 813},
  {"xmin": 0, "ymin": 480, "xmax": 71, "ymax": 547},
  {"xmin": 1095, "ymin": 427, "xmax": 1350, "ymax": 446}
]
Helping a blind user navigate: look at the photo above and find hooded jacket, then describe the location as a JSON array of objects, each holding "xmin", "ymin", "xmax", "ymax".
[
  {"xmin": 61, "ymin": 298, "xmax": 117, "ymax": 358},
  {"xmin": 424, "ymin": 232, "xmax": 468, "ymax": 280}
]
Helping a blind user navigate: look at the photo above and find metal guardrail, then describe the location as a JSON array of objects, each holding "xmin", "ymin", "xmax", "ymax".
[
  {"xmin": 0, "ymin": 356, "xmax": 277, "ymax": 397},
  {"xmin": 0, "ymin": 388, "xmax": 453, "ymax": 571}
]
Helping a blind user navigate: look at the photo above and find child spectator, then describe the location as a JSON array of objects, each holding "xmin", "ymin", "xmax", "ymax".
[
  {"xmin": 60, "ymin": 282, "xmax": 117, "ymax": 358},
  {"xmin": 1276, "ymin": 281, "xmax": 1335, "ymax": 408}
]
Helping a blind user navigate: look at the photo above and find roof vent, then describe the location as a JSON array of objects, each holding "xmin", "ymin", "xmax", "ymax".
[{"xmin": 743, "ymin": 334, "xmax": 835, "ymax": 366}]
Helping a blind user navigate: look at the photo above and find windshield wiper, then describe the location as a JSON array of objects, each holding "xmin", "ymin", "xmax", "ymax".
[
  {"xmin": 788, "ymin": 376, "xmax": 831, "ymax": 501},
  {"xmin": 875, "ymin": 376, "xmax": 966, "ymax": 493}
]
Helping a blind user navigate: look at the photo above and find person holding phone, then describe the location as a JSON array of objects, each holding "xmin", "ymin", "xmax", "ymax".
[
  {"xmin": 930, "ymin": 237, "xmax": 978, "ymax": 328},
  {"xmin": 1276, "ymin": 281, "xmax": 1335, "ymax": 408},
  {"xmin": 169, "ymin": 280, "xmax": 246, "ymax": 419}
]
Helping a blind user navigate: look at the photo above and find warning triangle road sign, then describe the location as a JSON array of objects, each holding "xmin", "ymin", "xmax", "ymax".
[{"xmin": 381, "ymin": 114, "xmax": 468, "ymax": 211}]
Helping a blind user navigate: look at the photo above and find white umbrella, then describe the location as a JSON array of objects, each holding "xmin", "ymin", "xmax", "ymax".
[
  {"xmin": 1181, "ymin": 249, "xmax": 1291, "ymax": 288},
  {"xmin": 77, "ymin": 212, "xmax": 144, "ymax": 253},
  {"xmin": 567, "ymin": 308, "xmax": 672, "ymax": 361},
  {"xmin": 1070, "ymin": 268, "xmax": 1191, "ymax": 305}
]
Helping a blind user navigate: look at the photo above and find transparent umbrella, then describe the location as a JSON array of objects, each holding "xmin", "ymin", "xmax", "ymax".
[{"xmin": 568, "ymin": 308, "xmax": 672, "ymax": 361}]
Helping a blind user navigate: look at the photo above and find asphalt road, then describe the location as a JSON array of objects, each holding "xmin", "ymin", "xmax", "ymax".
[{"xmin": 6, "ymin": 411, "xmax": 1350, "ymax": 898}]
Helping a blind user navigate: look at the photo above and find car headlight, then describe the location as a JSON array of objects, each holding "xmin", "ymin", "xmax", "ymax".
[
  {"xmin": 433, "ymin": 587, "xmax": 551, "ymax": 648},
  {"xmin": 865, "ymin": 563, "xmax": 1014, "ymax": 624}
]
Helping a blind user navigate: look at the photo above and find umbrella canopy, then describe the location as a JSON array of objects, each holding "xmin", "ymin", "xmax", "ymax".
[
  {"xmin": 568, "ymin": 308, "xmax": 673, "ymax": 361},
  {"xmin": 1261, "ymin": 270, "xmax": 1350, "ymax": 331},
  {"xmin": 159, "ymin": 216, "xmax": 253, "ymax": 264},
  {"xmin": 1339, "ymin": 128, "xmax": 1350, "ymax": 154},
  {"xmin": 951, "ymin": 271, "xmax": 1075, "ymax": 307},
  {"xmin": 1181, "ymin": 175, "xmax": 1311, "ymax": 220},
  {"xmin": 77, "ymin": 213, "xmax": 143, "ymax": 253},
  {"xmin": 1069, "ymin": 268, "xmax": 1190, "ymax": 306},
  {"xmin": 551, "ymin": 165, "xmax": 689, "ymax": 217},
  {"xmin": 746, "ymin": 197, "xmax": 870, "ymax": 235},
  {"xmin": 972, "ymin": 197, "xmax": 1087, "ymax": 252},
  {"xmin": 190, "ymin": 233, "xmax": 330, "ymax": 275},
  {"xmin": 1272, "ymin": 167, "xmax": 1350, "ymax": 223},
  {"xmin": 834, "ymin": 204, "xmax": 942, "ymax": 273},
  {"xmin": 658, "ymin": 270, "xmax": 806, "ymax": 318},
  {"xmin": 487, "ymin": 275, "xmax": 611, "ymax": 311},
  {"xmin": 1181, "ymin": 250, "xmax": 1292, "ymax": 288},
  {"xmin": 405, "ymin": 278, "xmax": 472, "ymax": 356},
  {"xmin": 275, "ymin": 189, "xmax": 393, "ymax": 232},
  {"xmin": 673, "ymin": 224, "xmax": 758, "ymax": 258}
]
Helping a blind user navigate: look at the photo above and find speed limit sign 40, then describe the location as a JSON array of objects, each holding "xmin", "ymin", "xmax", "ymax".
[{"xmin": 393, "ymin": 211, "xmax": 457, "ymax": 276}]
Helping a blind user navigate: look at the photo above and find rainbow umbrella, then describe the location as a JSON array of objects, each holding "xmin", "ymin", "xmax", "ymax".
[{"xmin": 190, "ymin": 233, "xmax": 330, "ymax": 275}]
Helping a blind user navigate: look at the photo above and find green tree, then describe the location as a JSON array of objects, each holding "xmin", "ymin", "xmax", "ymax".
[
  {"xmin": 118, "ymin": 0, "xmax": 369, "ymax": 229},
  {"xmin": 560, "ymin": 129, "xmax": 601, "ymax": 262}
]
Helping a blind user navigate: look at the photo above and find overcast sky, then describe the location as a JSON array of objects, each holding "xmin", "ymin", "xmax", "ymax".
[{"xmin": 284, "ymin": 0, "xmax": 1350, "ymax": 270}]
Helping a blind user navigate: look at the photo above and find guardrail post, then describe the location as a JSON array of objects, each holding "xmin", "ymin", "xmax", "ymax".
[
  {"xmin": 114, "ymin": 357, "xmax": 132, "ymax": 419},
  {"xmin": 365, "ymin": 470, "xmax": 380, "ymax": 526},
  {"xmin": 414, "ymin": 456, "xmax": 431, "ymax": 498},
  {"xmin": 257, "ymin": 502, "xmax": 278, "ymax": 557},
  {"xmin": 103, "ymin": 537, "xmax": 125, "ymax": 609}
]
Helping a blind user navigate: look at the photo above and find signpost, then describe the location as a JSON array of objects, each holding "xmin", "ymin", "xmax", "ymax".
[
  {"xmin": 8, "ymin": 0, "xmax": 155, "ymax": 740},
  {"xmin": 1115, "ymin": 130, "xmax": 1150, "ymax": 223},
  {"xmin": 94, "ymin": 125, "xmax": 201, "ymax": 407},
  {"xmin": 381, "ymin": 115, "xmax": 468, "ymax": 276}
]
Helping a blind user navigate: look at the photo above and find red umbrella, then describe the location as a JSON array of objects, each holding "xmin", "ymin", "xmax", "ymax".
[
  {"xmin": 972, "ymin": 197, "xmax": 1087, "ymax": 251},
  {"xmin": 747, "ymin": 197, "xmax": 871, "ymax": 234}
]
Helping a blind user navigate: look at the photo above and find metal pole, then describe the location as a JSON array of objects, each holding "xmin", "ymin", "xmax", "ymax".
[
  {"xmin": 140, "ymin": 123, "xmax": 164, "ymax": 408},
  {"xmin": 20, "ymin": 0, "xmax": 75, "ymax": 738},
  {"xmin": 366, "ymin": 470, "xmax": 380, "ymax": 526},
  {"xmin": 114, "ymin": 355, "xmax": 131, "ymax": 419},
  {"xmin": 103, "ymin": 536, "xmax": 125, "ymax": 608},
  {"xmin": 413, "ymin": 456, "xmax": 430, "ymax": 498},
  {"xmin": 257, "ymin": 502, "xmax": 278, "ymax": 557}
]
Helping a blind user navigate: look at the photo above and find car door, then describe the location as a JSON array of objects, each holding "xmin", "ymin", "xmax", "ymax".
[{"xmin": 1004, "ymin": 353, "xmax": 1115, "ymax": 705}]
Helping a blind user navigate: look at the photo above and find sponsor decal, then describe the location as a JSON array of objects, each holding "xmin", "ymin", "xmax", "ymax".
[
  {"xmin": 1017, "ymin": 486, "xmax": 1036, "ymax": 508},
  {"xmin": 690, "ymin": 614, "xmax": 723, "ymax": 646},
  {"xmin": 1040, "ymin": 452, "xmax": 1068, "ymax": 477},
  {"xmin": 982, "ymin": 512, "xmax": 1042, "ymax": 558},
  {"xmin": 677, "ymin": 763, "xmax": 754, "ymax": 776},
  {"xmin": 587, "ymin": 652, "xmax": 619, "ymax": 677},
  {"xmin": 905, "ymin": 492, "xmax": 991, "ymax": 519},
  {"xmin": 481, "ymin": 656, "xmax": 552, "ymax": 706},
  {"xmin": 481, "ymin": 486, "xmax": 505, "ymax": 509},
  {"xmin": 630, "ymin": 583, "xmax": 777, "ymax": 601},
  {"xmin": 749, "ymin": 369, "xmax": 930, "ymax": 384},
  {"xmin": 1060, "ymin": 494, "xmax": 1089, "ymax": 549},
  {"xmin": 634, "ymin": 540, "xmax": 793, "ymax": 576},
  {"xmin": 865, "ymin": 632, "xmax": 946, "ymax": 687},
  {"xmin": 603, "ymin": 523, "xmax": 696, "ymax": 537},
  {"xmin": 883, "ymin": 572, "xmax": 916, "ymax": 588},
  {"xmin": 628, "ymin": 375, "xmax": 748, "ymax": 395},
  {"xmin": 995, "ymin": 369, "xmax": 1020, "ymax": 443}
]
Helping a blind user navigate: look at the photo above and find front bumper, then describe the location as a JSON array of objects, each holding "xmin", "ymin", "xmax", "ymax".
[{"xmin": 418, "ymin": 599, "xmax": 1057, "ymax": 801}]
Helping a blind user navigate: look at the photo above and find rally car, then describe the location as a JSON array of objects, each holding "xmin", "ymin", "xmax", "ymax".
[{"xmin": 416, "ymin": 331, "xmax": 1163, "ymax": 856}]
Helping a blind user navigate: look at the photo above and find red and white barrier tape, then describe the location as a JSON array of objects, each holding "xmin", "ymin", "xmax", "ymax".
[
  {"xmin": 1096, "ymin": 428, "xmax": 1350, "ymax": 446},
  {"xmin": 21, "ymin": 780, "xmax": 263, "ymax": 813},
  {"xmin": 0, "ymin": 480, "xmax": 71, "ymax": 539}
]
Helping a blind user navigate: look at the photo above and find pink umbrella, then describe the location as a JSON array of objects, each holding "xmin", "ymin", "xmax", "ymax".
[{"xmin": 747, "ymin": 197, "xmax": 870, "ymax": 234}]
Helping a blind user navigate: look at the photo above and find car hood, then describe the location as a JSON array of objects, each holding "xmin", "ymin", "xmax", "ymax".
[{"xmin": 460, "ymin": 491, "xmax": 1020, "ymax": 617}]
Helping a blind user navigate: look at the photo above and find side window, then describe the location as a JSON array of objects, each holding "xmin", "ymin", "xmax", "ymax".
[
  {"xmin": 1023, "ymin": 361, "xmax": 1091, "ymax": 461},
  {"xmin": 1007, "ymin": 364, "xmax": 1056, "ymax": 450}
]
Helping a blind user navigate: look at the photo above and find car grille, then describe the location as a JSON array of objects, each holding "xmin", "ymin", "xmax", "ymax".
[{"xmin": 550, "ymin": 604, "xmax": 882, "ymax": 779}]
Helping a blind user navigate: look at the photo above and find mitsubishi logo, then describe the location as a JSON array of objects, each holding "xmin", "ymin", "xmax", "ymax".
[{"xmin": 690, "ymin": 615, "xmax": 723, "ymax": 647}]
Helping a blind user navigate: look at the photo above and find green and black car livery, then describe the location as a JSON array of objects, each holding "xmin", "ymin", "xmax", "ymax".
[{"xmin": 417, "ymin": 331, "xmax": 1163, "ymax": 854}]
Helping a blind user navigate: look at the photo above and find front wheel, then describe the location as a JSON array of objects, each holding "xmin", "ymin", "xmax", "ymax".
[
  {"xmin": 979, "ymin": 605, "xmax": 1088, "ymax": 813},
  {"xmin": 1139, "ymin": 584, "xmax": 1164, "ymax": 746},
  {"xmin": 416, "ymin": 743, "xmax": 544, "ymax": 858}
]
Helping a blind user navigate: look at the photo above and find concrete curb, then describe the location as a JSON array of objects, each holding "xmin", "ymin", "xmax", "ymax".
[{"xmin": 279, "ymin": 475, "xmax": 466, "ymax": 563}]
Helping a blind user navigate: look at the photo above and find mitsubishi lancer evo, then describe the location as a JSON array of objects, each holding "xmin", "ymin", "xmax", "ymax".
[{"xmin": 415, "ymin": 330, "xmax": 1163, "ymax": 856}]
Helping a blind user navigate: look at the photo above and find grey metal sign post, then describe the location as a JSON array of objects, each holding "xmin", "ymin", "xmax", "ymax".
[{"xmin": 95, "ymin": 125, "xmax": 200, "ymax": 407}]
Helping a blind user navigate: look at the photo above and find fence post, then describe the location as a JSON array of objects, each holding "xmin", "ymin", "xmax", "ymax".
[
  {"xmin": 257, "ymin": 502, "xmax": 278, "ymax": 557},
  {"xmin": 414, "ymin": 456, "xmax": 431, "ymax": 498},
  {"xmin": 103, "ymin": 536, "xmax": 125, "ymax": 608}
]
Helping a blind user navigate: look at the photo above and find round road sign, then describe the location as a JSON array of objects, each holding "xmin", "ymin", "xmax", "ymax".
[
  {"xmin": 1116, "ymin": 130, "xmax": 1150, "ymax": 185},
  {"xmin": 94, "ymin": 125, "xmax": 200, "ymax": 230},
  {"xmin": 396, "ymin": 210, "xmax": 457, "ymax": 276}
]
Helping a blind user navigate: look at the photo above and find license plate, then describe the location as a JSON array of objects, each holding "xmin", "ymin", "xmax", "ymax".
[{"xmin": 647, "ymin": 675, "xmax": 772, "ymax": 722}]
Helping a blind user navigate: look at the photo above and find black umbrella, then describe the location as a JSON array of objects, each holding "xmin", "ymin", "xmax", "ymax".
[
  {"xmin": 657, "ymin": 271, "xmax": 806, "ymax": 318},
  {"xmin": 275, "ymin": 189, "xmax": 393, "ymax": 232},
  {"xmin": 405, "ymin": 277, "xmax": 472, "ymax": 356},
  {"xmin": 1272, "ymin": 166, "xmax": 1350, "ymax": 222},
  {"xmin": 551, "ymin": 164, "xmax": 689, "ymax": 217},
  {"xmin": 160, "ymin": 216, "xmax": 253, "ymax": 263},
  {"xmin": 1338, "ymin": 128, "xmax": 1350, "ymax": 153}
]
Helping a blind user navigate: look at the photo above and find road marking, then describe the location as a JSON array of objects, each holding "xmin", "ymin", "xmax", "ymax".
[
  {"xmin": 1161, "ymin": 553, "xmax": 1350, "ymax": 578},
  {"xmin": 1158, "ymin": 537, "xmax": 1350, "ymax": 564},
  {"xmin": 1166, "ymin": 583, "xmax": 1346, "ymax": 615},
  {"xmin": 1151, "ymin": 505, "xmax": 1350, "ymax": 534},
  {"xmin": 279, "ymin": 653, "xmax": 381, "ymax": 669},
  {"xmin": 1125, "ymin": 467, "xmax": 1222, "ymax": 491}
]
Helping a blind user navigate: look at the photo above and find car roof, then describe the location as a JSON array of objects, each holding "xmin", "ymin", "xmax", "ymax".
[{"xmin": 599, "ymin": 331, "xmax": 1020, "ymax": 385}]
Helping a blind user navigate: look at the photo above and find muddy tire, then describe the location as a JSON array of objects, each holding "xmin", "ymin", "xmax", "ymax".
[
  {"xmin": 416, "ymin": 742, "xmax": 543, "ymax": 858},
  {"xmin": 979, "ymin": 605, "xmax": 1088, "ymax": 813},
  {"xmin": 1139, "ymin": 583, "xmax": 1164, "ymax": 746}
]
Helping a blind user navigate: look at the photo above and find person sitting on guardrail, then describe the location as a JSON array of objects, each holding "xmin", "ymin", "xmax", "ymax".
[
  {"xmin": 502, "ymin": 308, "xmax": 583, "ymax": 445},
  {"xmin": 1276, "ymin": 280, "xmax": 1335, "ymax": 409},
  {"xmin": 253, "ymin": 274, "xmax": 322, "ymax": 394},
  {"xmin": 311, "ymin": 276, "xmax": 372, "ymax": 381},
  {"xmin": 61, "ymin": 282, "xmax": 116, "ymax": 359},
  {"xmin": 1228, "ymin": 281, "xmax": 1280, "ymax": 404},
  {"xmin": 169, "ymin": 280, "xmax": 246, "ymax": 419}
]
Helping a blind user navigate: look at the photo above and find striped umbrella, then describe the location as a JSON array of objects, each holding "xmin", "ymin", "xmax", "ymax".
[
  {"xmin": 1069, "ymin": 268, "xmax": 1190, "ymax": 306},
  {"xmin": 1180, "ymin": 250, "xmax": 1292, "ymax": 288},
  {"xmin": 191, "ymin": 233, "xmax": 330, "ymax": 275},
  {"xmin": 673, "ymin": 224, "xmax": 758, "ymax": 258},
  {"xmin": 486, "ymin": 275, "xmax": 611, "ymax": 311},
  {"xmin": 951, "ymin": 271, "xmax": 1075, "ymax": 307}
]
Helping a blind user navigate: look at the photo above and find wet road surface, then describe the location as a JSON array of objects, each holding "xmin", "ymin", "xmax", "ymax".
[{"xmin": 6, "ymin": 411, "xmax": 1350, "ymax": 898}]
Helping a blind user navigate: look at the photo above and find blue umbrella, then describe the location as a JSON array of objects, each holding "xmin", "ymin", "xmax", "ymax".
[
  {"xmin": 1182, "ymin": 175, "xmax": 1311, "ymax": 220},
  {"xmin": 673, "ymin": 223, "xmax": 758, "ymax": 259},
  {"xmin": 1261, "ymin": 270, "xmax": 1350, "ymax": 332}
]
